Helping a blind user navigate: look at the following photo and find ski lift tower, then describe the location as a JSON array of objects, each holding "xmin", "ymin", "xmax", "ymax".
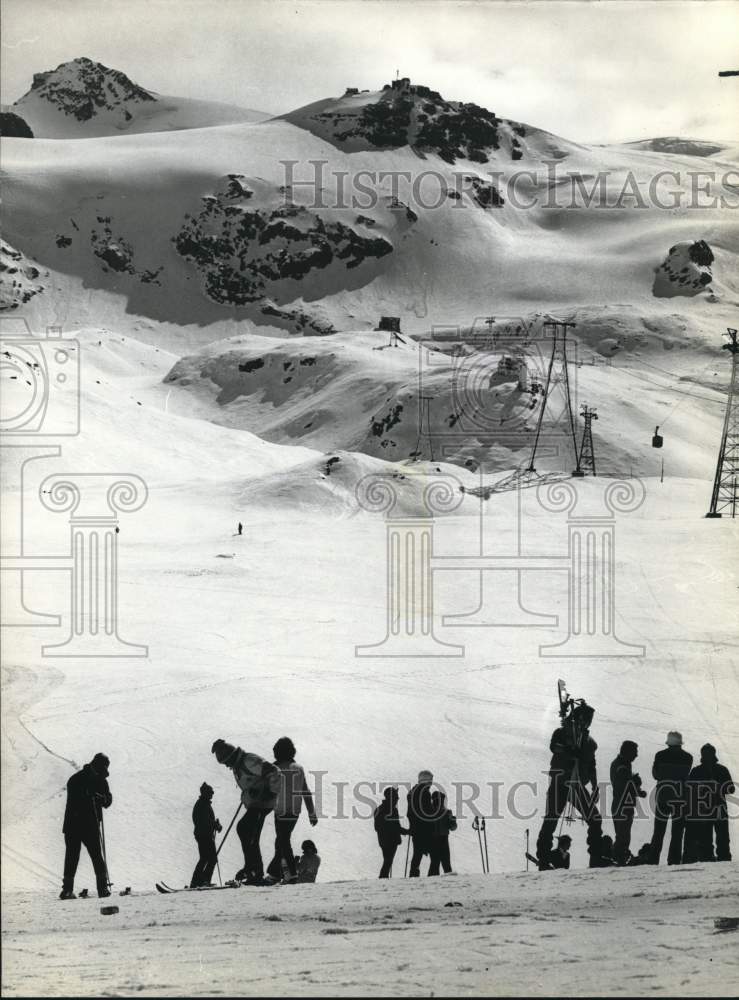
[
  {"xmin": 526, "ymin": 320, "xmax": 580, "ymax": 475},
  {"xmin": 706, "ymin": 327, "xmax": 739, "ymax": 517},
  {"xmin": 573, "ymin": 404, "xmax": 598, "ymax": 477}
]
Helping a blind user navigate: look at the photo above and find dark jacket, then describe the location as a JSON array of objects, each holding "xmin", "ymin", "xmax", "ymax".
[
  {"xmin": 63, "ymin": 763, "xmax": 112, "ymax": 835},
  {"xmin": 549, "ymin": 846, "xmax": 571, "ymax": 870},
  {"xmin": 686, "ymin": 761, "xmax": 735, "ymax": 818},
  {"xmin": 549, "ymin": 727, "xmax": 598, "ymax": 786},
  {"xmin": 193, "ymin": 796, "xmax": 219, "ymax": 840},
  {"xmin": 610, "ymin": 754, "xmax": 643, "ymax": 816},
  {"xmin": 374, "ymin": 798, "xmax": 406, "ymax": 848},
  {"xmin": 407, "ymin": 783, "xmax": 438, "ymax": 842},
  {"xmin": 652, "ymin": 747, "xmax": 693, "ymax": 802},
  {"xmin": 432, "ymin": 808, "xmax": 457, "ymax": 838}
]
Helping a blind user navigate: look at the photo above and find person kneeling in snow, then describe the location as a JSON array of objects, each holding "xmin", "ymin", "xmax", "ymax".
[
  {"xmin": 211, "ymin": 739, "xmax": 280, "ymax": 883},
  {"xmin": 297, "ymin": 839, "xmax": 321, "ymax": 882},
  {"xmin": 190, "ymin": 782, "xmax": 221, "ymax": 888}
]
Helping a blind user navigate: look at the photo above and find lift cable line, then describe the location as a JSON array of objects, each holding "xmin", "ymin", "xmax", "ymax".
[{"xmin": 706, "ymin": 327, "xmax": 739, "ymax": 518}]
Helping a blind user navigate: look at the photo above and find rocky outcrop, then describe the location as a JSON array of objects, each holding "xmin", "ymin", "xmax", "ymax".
[
  {"xmin": 91, "ymin": 217, "xmax": 162, "ymax": 284},
  {"xmin": 0, "ymin": 111, "xmax": 33, "ymax": 137},
  {"xmin": 17, "ymin": 57, "xmax": 155, "ymax": 122},
  {"xmin": 653, "ymin": 240, "xmax": 714, "ymax": 297},
  {"xmin": 173, "ymin": 177, "xmax": 396, "ymax": 307},
  {"xmin": 0, "ymin": 240, "xmax": 46, "ymax": 310}
]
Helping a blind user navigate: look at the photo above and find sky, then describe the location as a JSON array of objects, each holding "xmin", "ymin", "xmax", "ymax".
[{"xmin": 1, "ymin": 0, "xmax": 737, "ymax": 143}]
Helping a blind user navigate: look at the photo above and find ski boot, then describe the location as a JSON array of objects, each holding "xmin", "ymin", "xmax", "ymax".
[{"xmin": 59, "ymin": 889, "xmax": 76, "ymax": 900}]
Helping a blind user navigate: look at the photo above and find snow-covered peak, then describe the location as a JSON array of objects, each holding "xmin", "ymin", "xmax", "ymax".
[{"xmin": 17, "ymin": 56, "xmax": 155, "ymax": 123}]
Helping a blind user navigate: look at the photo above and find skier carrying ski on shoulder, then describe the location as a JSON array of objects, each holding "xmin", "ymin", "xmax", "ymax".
[
  {"xmin": 190, "ymin": 782, "xmax": 222, "ymax": 888},
  {"xmin": 60, "ymin": 752, "xmax": 112, "ymax": 900},
  {"xmin": 211, "ymin": 739, "xmax": 280, "ymax": 884},
  {"xmin": 536, "ymin": 699, "xmax": 603, "ymax": 870}
]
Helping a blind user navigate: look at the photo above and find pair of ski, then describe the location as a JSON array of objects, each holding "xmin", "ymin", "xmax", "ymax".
[{"xmin": 155, "ymin": 878, "xmax": 280, "ymax": 894}]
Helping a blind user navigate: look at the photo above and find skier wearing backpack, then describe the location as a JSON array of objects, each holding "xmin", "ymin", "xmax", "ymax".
[
  {"xmin": 190, "ymin": 782, "xmax": 222, "ymax": 888},
  {"xmin": 265, "ymin": 737, "xmax": 318, "ymax": 885},
  {"xmin": 535, "ymin": 701, "xmax": 603, "ymax": 870},
  {"xmin": 374, "ymin": 786, "xmax": 409, "ymax": 878},
  {"xmin": 211, "ymin": 739, "xmax": 280, "ymax": 883},
  {"xmin": 428, "ymin": 790, "xmax": 457, "ymax": 875}
]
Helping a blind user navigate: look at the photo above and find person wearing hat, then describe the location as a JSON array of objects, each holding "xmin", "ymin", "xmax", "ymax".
[
  {"xmin": 60, "ymin": 752, "xmax": 112, "ymax": 900},
  {"xmin": 683, "ymin": 744, "xmax": 735, "ymax": 863},
  {"xmin": 211, "ymin": 739, "xmax": 280, "ymax": 883},
  {"xmin": 649, "ymin": 731, "xmax": 693, "ymax": 864},
  {"xmin": 407, "ymin": 770, "xmax": 441, "ymax": 877},
  {"xmin": 190, "ymin": 782, "xmax": 222, "ymax": 888},
  {"xmin": 374, "ymin": 786, "xmax": 410, "ymax": 878},
  {"xmin": 536, "ymin": 701, "xmax": 603, "ymax": 871},
  {"xmin": 610, "ymin": 740, "xmax": 647, "ymax": 865}
]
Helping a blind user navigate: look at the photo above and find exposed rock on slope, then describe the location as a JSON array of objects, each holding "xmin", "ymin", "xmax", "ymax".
[
  {"xmin": 19, "ymin": 57, "xmax": 154, "ymax": 123},
  {"xmin": 0, "ymin": 240, "xmax": 46, "ymax": 310},
  {"xmin": 12, "ymin": 57, "xmax": 267, "ymax": 138},
  {"xmin": 0, "ymin": 111, "xmax": 33, "ymax": 137},
  {"xmin": 173, "ymin": 175, "xmax": 403, "ymax": 308},
  {"xmin": 653, "ymin": 240, "xmax": 714, "ymax": 297},
  {"xmin": 282, "ymin": 78, "xmax": 532, "ymax": 163}
]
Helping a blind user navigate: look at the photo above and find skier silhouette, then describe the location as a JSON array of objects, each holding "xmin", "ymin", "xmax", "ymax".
[
  {"xmin": 237, "ymin": 522, "xmax": 243, "ymax": 536},
  {"xmin": 190, "ymin": 782, "xmax": 222, "ymax": 888}
]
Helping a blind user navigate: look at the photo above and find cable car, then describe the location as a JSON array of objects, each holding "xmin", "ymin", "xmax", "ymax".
[{"xmin": 652, "ymin": 425, "xmax": 663, "ymax": 449}]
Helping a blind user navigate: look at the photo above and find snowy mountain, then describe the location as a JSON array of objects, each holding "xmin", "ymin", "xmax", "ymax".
[
  {"xmin": 1, "ymin": 69, "xmax": 738, "ymax": 905},
  {"xmin": 11, "ymin": 57, "xmax": 269, "ymax": 138}
]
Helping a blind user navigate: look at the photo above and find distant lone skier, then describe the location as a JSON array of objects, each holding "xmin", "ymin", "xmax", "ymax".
[
  {"xmin": 211, "ymin": 739, "xmax": 280, "ymax": 883},
  {"xmin": 60, "ymin": 752, "xmax": 112, "ymax": 900},
  {"xmin": 266, "ymin": 737, "xmax": 318, "ymax": 885},
  {"xmin": 374, "ymin": 786, "xmax": 409, "ymax": 878},
  {"xmin": 610, "ymin": 740, "xmax": 647, "ymax": 865},
  {"xmin": 428, "ymin": 790, "xmax": 457, "ymax": 876},
  {"xmin": 407, "ymin": 770, "xmax": 440, "ymax": 877},
  {"xmin": 190, "ymin": 782, "xmax": 222, "ymax": 888},
  {"xmin": 237, "ymin": 522, "xmax": 243, "ymax": 536},
  {"xmin": 536, "ymin": 700, "xmax": 603, "ymax": 869},
  {"xmin": 683, "ymin": 743, "xmax": 734, "ymax": 863},
  {"xmin": 650, "ymin": 731, "xmax": 692, "ymax": 865}
]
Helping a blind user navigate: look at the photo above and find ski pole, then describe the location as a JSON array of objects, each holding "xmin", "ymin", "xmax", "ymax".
[
  {"xmin": 99, "ymin": 811, "xmax": 112, "ymax": 890},
  {"xmin": 526, "ymin": 829, "xmax": 530, "ymax": 871},
  {"xmin": 216, "ymin": 801, "xmax": 243, "ymax": 858},
  {"xmin": 482, "ymin": 818, "xmax": 490, "ymax": 874},
  {"xmin": 472, "ymin": 817, "xmax": 485, "ymax": 873},
  {"xmin": 216, "ymin": 855, "xmax": 222, "ymax": 887},
  {"xmin": 404, "ymin": 834, "xmax": 411, "ymax": 877}
]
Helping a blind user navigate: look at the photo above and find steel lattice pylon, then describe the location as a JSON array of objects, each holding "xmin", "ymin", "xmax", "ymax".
[
  {"xmin": 573, "ymin": 404, "xmax": 598, "ymax": 477},
  {"xmin": 526, "ymin": 320, "xmax": 580, "ymax": 474},
  {"xmin": 706, "ymin": 327, "xmax": 739, "ymax": 518}
]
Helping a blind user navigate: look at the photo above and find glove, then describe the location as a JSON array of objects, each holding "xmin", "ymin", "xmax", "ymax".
[
  {"xmin": 309, "ymin": 814, "xmax": 318, "ymax": 827},
  {"xmin": 637, "ymin": 789, "xmax": 647, "ymax": 798},
  {"xmin": 215, "ymin": 820, "xmax": 223, "ymax": 832}
]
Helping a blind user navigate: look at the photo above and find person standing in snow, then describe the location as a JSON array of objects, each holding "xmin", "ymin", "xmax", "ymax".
[
  {"xmin": 374, "ymin": 786, "xmax": 409, "ymax": 878},
  {"xmin": 683, "ymin": 743, "xmax": 735, "ymax": 863},
  {"xmin": 427, "ymin": 790, "xmax": 457, "ymax": 876},
  {"xmin": 536, "ymin": 702, "xmax": 603, "ymax": 870},
  {"xmin": 60, "ymin": 752, "xmax": 112, "ymax": 900},
  {"xmin": 649, "ymin": 731, "xmax": 693, "ymax": 865},
  {"xmin": 296, "ymin": 839, "xmax": 321, "ymax": 883},
  {"xmin": 610, "ymin": 740, "xmax": 647, "ymax": 865},
  {"xmin": 237, "ymin": 522, "xmax": 243, "ymax": 536},
  {"xmin": 265, "ymin": 737, "xmax": 318, "ymax": 885},
  {"xmin": 211, "ymin": 739, "xmax": 280, "ymax": 883},
  {"xmin": 407, "ymin": 770, "xmax": 439, "ymax": 877},
  {"xmin": 190, "ymin": 782, "xmax": 222, "ymax": 888}
]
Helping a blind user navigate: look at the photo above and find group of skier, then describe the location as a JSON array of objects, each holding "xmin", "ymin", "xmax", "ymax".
[
  {"xmin": 534, "ymin": 694, "xmax": 735, "ymax": 871},
  {"xmin": 58, "ymin": 689, "xmax": 734, "ymax": 898},
  {"xmin": 373, "ymin": 772, "xmax": 458, "ymax": 879}
]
